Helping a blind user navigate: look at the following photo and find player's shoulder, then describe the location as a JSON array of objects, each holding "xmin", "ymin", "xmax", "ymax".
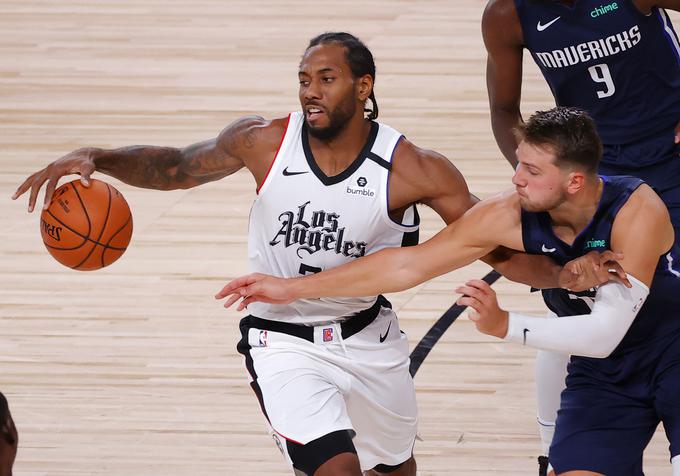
[
  {"xmin": 467, "ymin": 189, "xmax": 522, "ymax": 226},
  {"xmin": 621, "ymin": 183, "xmax": 668, "ymax": 219},
  {"xmin": 482, "ymin": 0, "xmax": 523, "ymax": 47},
  {"xmin": 217, "ymin": 115, "xmax": 288, "ymax": 155},
  {"xmin": 483, "ymin": 0, "xmax": 520, "ymax": 28},
  {"xmin": 391, "ymin": 138, "xmax": 467, "ymax": 190},
  {"xmin": 616, "ymin": 183, "xmax": 673, "ymax": 245},
  {"xmin": 393, "ymin": 137, "xmax": 448, "ymax": 166},
  {"xmin": 484, "ymin": 0, "xmax": 517, "ymax": 19},
  {"xmin": 478, "ymin": 188, "xmax": 521, "ymax": 214}
]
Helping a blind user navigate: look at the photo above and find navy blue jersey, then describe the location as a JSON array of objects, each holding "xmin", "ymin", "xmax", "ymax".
[
  {"xmin": 521, "ymin": 175, "xmax": 680, "ymax": 356},
  {"xmin": 515, "ymin": 0, "xmax": 680, "ymax": 146}
]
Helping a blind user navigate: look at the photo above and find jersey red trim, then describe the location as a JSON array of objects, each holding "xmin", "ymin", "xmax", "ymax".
[
  {"xmin": 256, "ymin": 113, "xmax": 292, "ymax": 195},
  {"xmin": 274, "ymin": 429, "xmax": 303, "ymax": 446}
]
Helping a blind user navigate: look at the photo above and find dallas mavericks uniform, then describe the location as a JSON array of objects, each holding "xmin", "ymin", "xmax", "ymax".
[
  {"xmin": 515, "ymin": 0, "xmax": 680, "ymax": 232},
  {"xmin": 237, "ymin": 112, "xmax": 419, "ymax": 471},
  {"xmin": 522, "ymin": 175, "xmax": 680, "ymax": 475}
]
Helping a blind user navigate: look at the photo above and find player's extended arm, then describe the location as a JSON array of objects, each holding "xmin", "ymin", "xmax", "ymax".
[
  {"xmin": 484, "ymin": 247, "xmax": 628, "ymax": 291},
  {"xmin": 483, "ymin": 0, "xmax": 525, "ymax": 168},
  {"xmin": 216, "ymin": 197, "xmax": 510, "ymax": 310},
  {"xmin": 459, "ymin": 185, "xmax": 674, "ymax": 358},
  {"xmin": 12, "ymin": 115, "xmax": 280, "ymax": 212},
  {"xmin": 389, "ymin": 141, "xmax": 627, "ymax": 291}
]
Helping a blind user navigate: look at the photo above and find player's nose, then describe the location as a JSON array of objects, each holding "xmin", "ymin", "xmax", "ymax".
[{"xmin": 303, "ymin": 79, "xmax": 322, "ymax": 100}]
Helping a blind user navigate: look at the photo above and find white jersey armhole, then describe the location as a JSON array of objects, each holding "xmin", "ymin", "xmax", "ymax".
[
  {"xmin": 256, "ymin": 113, "xmax": 299, "ymax": 196},
  {"xmin": 379, "ymin": 134, "xmax": 420, "ymax": 233}
]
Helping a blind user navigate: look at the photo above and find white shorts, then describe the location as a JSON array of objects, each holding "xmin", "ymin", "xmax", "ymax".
[{"xmin": 236, "ymin": 301, "xmax": 418, "ymax": 471}]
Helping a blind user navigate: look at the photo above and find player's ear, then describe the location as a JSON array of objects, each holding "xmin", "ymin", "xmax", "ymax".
[
  {"xmin": 356, "ymin": 74, "xmax": 373, "ymax": 101},
  {"xmin": 566, "ymin": 171, "xmax": 586, "ymax": 195}
]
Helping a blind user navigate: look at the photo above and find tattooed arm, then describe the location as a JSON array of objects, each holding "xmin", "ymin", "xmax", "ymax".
[{"xmin": 13, "ymin": 115, "xmax": 287, "ymax": 211}]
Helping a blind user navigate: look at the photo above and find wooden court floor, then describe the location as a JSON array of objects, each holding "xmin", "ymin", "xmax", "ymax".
[{"xmin": 0, "ymin": 1, "xmax": 675, "ymax": 474}]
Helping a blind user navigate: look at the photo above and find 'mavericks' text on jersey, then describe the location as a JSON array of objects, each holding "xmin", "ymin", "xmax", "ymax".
[{"xmin": 514, "ymin": 0, "xmax": 680, "ymax": 144}]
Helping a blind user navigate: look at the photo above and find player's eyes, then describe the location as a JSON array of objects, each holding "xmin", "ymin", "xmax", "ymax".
[
  {"xmin": 322, "ymin": 77, "xmax": 334, "ymax": 83},
  {"xmin": 299, "ymin": 80, "xmax": 310, "ymax": 86}
]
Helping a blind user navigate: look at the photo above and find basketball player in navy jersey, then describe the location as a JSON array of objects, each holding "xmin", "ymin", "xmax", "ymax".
[
  {"xmin": 218, "ymin": 107, "xmax": 680, "ymax": 476},
  {"xmin": 13, "ymin": 34, "xmax": 619, "ymax": 476},
  {"xmin": 483, "ymin": 1, "xmax": 680, "ymax": 471},
  {"xmin": 0, "ymin": 392, "xmax": 17, "ymax": 476}
]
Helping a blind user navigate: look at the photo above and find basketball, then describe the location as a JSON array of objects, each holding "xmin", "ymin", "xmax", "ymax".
[{"xmin": 40, "ymin": 179, "xmax": 133, "ymax": 271}]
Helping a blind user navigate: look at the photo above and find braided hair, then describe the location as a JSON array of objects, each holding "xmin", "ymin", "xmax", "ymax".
[{"xmin": 306, "ymin": 32, "xmax": 379, "ymax": 120}]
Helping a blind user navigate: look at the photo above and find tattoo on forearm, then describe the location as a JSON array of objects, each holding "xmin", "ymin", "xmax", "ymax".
[
  {"xmin": 182, "ymin": 143, "xmax": 241, "ymax": 177},
  {"xmin": 95, "ymin": 116, "xmax": 263, "ymax": 190},
  {"xmin": 96, "ymin": 146, "xmax": 184, "ymax": 189}
]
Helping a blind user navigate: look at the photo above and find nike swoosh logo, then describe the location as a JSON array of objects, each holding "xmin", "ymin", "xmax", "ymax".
[
  {"xmin": 541, "ymin": 244, "xmax": 557, "ymax": 253},
  {"xmin": 282, "ymin": 167, "xmax": 309, "ymax": 176},
  {"xmin": 379, "ymin": 321, "xmax": 392, "ymax": 343},
  {"xmin": 523, "ymin": 328, "xmax": 530, "ymax": 345},
  {"xmin": 537, "ymin": 16, "xmax": 561, "ymax": 31}
]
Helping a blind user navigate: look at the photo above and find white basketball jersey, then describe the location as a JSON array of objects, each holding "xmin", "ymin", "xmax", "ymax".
[{"xmin": 247, "ymin": 112, "xmax": 419, "ymax": 325}]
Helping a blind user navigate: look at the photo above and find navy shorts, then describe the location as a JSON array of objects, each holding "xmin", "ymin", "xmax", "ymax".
[
  {"xmin": 600, "ymin": 128, "xmax": 680, "ymax": 235},
  {"xmin": 549, "ymin": 333, "xmax": 680, "ymax": 475}
]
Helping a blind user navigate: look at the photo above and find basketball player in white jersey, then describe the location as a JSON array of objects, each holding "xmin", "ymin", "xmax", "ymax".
[
  {"xmin": 217, "ymin": 106, "xmax": 680, "ymax": 476},
  {"xmin": 13, "ymin": 33, "xmax": 623, "ymax": 476}
]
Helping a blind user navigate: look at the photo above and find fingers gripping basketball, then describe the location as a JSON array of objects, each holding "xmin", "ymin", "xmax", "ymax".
[{"xmin": 40, "ymin": 179, "xmax": 133, "ymax": 270}]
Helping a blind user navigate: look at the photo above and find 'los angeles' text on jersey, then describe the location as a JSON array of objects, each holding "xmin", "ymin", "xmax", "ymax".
[
  {"xmin": 246, "ymin": 112, "xmax": 419, "ymax": 324},
  {"xmin": 269, "ymin": 201, "xmax": 367, "ymax": 259}
]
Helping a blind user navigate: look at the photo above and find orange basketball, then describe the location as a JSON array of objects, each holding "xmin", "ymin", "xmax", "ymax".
[{"xmin": 40, "ymin": 179, "xmax": 133, "ymax": 271}]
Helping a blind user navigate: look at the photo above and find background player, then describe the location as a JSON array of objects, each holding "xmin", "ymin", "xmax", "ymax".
[
  {"xmin": 216, "ymin": 107, "xmax": 680, "ymax": 476},
  {"xmin": 483, "ymin": 1, "xmax": 680, "ymax": 469},
  {"xmin": 12, "ymin": 33, "xmax": 617, "ymax": 476}
]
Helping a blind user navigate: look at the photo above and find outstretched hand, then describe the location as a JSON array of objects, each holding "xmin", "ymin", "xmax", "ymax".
[
  {"xmin": 215, "ymin": 273, "xmax": 296, "ymax": 311},
  {"xmin": 559, "ymin": 250, "xmax": 630, "ymax": 292},
  {"xmin": 12, "ymin": 147, "xmax": 96, "ymax": 212},
  {"xmin": 455, "ymin": 279, "xmax": 509, "ymax": 338}
]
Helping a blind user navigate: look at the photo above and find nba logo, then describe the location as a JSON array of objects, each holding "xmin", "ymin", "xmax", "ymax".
[
  {"xmin": 258, "ymin": 330, "xmax": 268, "ymax": 347},
  {"xmin": 323, "ymin": 328, "xmax": 334, "ymax": 342}
]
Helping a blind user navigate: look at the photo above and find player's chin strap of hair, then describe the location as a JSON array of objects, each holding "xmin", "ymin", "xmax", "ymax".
[{"xmin": 504, "ymin": 275, "xmax": 649, "ymax": 359}]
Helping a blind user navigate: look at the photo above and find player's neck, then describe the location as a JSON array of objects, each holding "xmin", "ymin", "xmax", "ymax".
[
  {"xmin": 307, "ymin": 115, "xmax": 372, "ymax": 176},
  {"xmin": 548, "ymin": 176, "xmax": 603, "ymax": 239}
]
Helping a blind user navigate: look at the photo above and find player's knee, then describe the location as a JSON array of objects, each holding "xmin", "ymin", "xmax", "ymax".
[{"xmin": 286, "ymin": 429, "xmax": 359, "ymax": 476}]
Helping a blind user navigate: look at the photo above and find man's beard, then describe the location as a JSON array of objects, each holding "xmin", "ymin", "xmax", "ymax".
[{"xmin": 305, "ymin": 100, "xmax": 355, "ymax": 140}]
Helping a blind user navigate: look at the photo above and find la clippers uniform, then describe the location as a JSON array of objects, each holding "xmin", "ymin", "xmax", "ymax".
[
  {"xmin": 238, "ymin": 112, "xmax": 419, "ymax": 472},
  {"xmin": 522, "ymin": 175, "xmax": 680, "ymax": 475},
  {"xmin": 515, "ymin": 0, "xmax": 680, "ymax": 233}
]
